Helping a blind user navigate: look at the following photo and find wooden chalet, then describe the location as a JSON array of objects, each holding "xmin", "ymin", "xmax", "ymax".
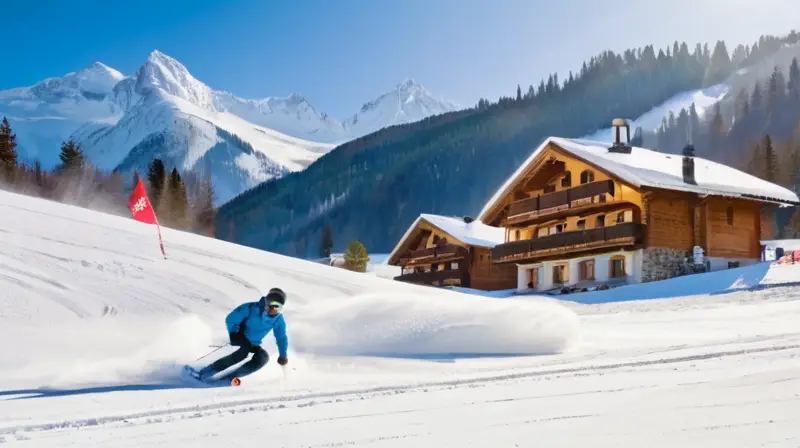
[
  {"xmin": 386, "ymin": 214, "xmax": 517, "ymax": 290},
  {"xmin": 477, "ymin": 119, "xmax": 800, "ymax": 293}
]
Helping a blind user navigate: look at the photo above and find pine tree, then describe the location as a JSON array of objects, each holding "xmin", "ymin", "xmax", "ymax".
[
  {"xmin": 147, "ymin": 158, "xmax": 167, "ymax": 211},
  {"xmin": 788, "ymin": 57, "xmax": 800, "ymax": 102},
  {"xmin": 763, "ymin": 134, "xmax": 778, "ymax": 182},
  {"xmin": 167, "ymin": 167, "xmax": 189, "ymax": 228},
  {"xmin": 631, "ymin": 127, "xmax": 644, "ymax": 147},
  {"xmin": 516, "ymin": 85, "xmax": 522, "ymax": 101},
  {"xmin": 320, "ymin": 224, "xmax": 333, "ymax": 258},
  {"xmin": 58, "ymin": 138, "xmax": 85, "ymax": 173},
  {"xmin": 0, "ymin": 117, "xmax": 19, "ymax": 183},
  {"xmin": 193, "ymin": 171, "xmax": 216, "ymax": 236}
]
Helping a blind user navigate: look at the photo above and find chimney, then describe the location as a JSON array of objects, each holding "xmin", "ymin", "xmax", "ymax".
[
  {"xmin": 682, "ymin": 143, "xmax": 696, "ymax": 185},
  {"xmin": 608, "ymin": 118, "xmax": 632, "ymax": 154}
]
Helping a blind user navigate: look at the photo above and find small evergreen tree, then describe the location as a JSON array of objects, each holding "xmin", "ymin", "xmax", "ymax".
[
  {"xmin": 193, "ymin": 172, "xmax": 216, "ymax": 236},
  {"xmin": 58, "ymin": 138, "xmax": 85, "ymax": 172},
  {"xmin": 167, "ymin": 167, "xmax": 189, "ymax": 228},
  {"xmin": 320, "ymin": 224, "xmax": 333, "ymax": 258},
  {"xmin": 343, "ymin": 240, "xmax": 369, "ymax": 272},
  {"xmin": 763, "ymin": 134, "xmax": 778, "ymax": 182},
  {"xmin": 0, "ymin": 117, "xmax": 19, "ymax": 183},
  {"xmin": 147, "ymin": 158, "xmax": 167, "ymax": 211}
]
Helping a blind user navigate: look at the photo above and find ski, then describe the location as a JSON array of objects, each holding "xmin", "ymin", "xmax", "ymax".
[{"xmin": 181, "ymin": 365, "xmax": 241, "ymax": 387}]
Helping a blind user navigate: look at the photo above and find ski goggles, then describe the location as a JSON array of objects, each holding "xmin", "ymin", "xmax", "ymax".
[{"xmin": 265, "ymin": 301, "xmax": 283, "ymax": 311}]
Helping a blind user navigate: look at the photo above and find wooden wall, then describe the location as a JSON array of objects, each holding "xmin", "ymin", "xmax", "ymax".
[
  {"xmin": 704, "ymin": 197, "xmax": 760, "ymax": 259},
  {"xmin": 645, "ymin": 191, "xmax": 694, "ymax": 250},
  {"xmin": 644, "ymin": 190, "xmax": 762, "ymax": 259},
  {"xmin": 470, "ymin": 247, "xmax": 517, "ymax": 290}
]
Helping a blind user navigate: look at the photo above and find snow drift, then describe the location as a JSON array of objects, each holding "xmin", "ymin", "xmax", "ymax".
[{"xmin": 0, "ymin": 190, "xmax": 580, "ymax": 390}]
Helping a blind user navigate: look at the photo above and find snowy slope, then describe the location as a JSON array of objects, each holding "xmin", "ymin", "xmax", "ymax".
[
  {"xmin": 213, "ymin": 91, "xmax": 349, "ymax": 143},
  {"xmin": 2, "ymin": 190, "xmax": 800, "ymax": 446},
  {"xmin": 580, "ymin": 82, "xmax": 730, "ymax": 142}
]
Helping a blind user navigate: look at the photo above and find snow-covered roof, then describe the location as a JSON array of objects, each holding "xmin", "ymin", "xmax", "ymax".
[
  {"xmin": 386, "ymin": 214, "xmax": 506, "ymax": 264},
  {"xmin": 420, "ymin": 214, "xmax": 506, "ymax": 247},
  {"xmin": 478, "ymin": 137, "xmax": 800, "ymax": 222}
]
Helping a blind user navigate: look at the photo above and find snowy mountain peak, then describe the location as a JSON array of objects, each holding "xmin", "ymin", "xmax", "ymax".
[
  {"xmin": 4, "ymin": 60, "xmax": 126, "ymax": 102},
  {"xmin": 398, "ymin": 78, "xmax": 420, "ymax": 89},
  {"xmin": 135, "ymin": 49, "xmax": 215, "ymax": 111},
  {"xmin": 345, "ymin": 78, "xmax": 459, "ymax": 136}
]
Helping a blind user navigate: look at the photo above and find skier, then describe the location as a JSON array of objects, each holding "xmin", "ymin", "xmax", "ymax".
[{"xmin": 193, "ymin": 287, "xmax": 289, "ymax": 383}]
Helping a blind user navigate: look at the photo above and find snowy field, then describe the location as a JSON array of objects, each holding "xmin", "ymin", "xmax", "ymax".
[{"xmin": 1, "ymin": 191, "xmax": 800, "ymax": 446}]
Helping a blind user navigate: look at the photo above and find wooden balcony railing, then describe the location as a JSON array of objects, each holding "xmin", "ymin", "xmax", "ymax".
[
  {"xmin": 394, "ymin": 268, "xmax": 467, "ymax": 286},
  {"xmin": 507, "ymin": 179, "xmax": 615, "ymax": 224},
  {"xmin": 397, "ymin": 244, "xmax": 469, "ymax": 264},
  {"xmin": 491, "ymin": 222, "xmax": 645, "ymax": 262}
]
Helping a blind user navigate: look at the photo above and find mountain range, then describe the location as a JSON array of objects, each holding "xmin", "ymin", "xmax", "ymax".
[
  {"xmin": 215, "ymin": 33, "xmax": 800, "ymax": 258},
  {"xmin": 0, "ymin": 50, "xmax": 458, "ymax": 203}
]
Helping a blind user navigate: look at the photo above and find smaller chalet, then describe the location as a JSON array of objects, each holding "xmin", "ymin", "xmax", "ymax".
[{"xmin": 386, "ymin": 214, "xmax": 517, "ymax": 290}]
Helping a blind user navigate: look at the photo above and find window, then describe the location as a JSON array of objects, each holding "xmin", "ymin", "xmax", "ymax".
[
  {"xmin": 596, "ymin": 215, "xmax": 605, "ymax": 227},
  {"xmin": 555, "ymin": 224, "xmax": 564, "ymax": 233},
  {"xmin": 616, "ymin": 212, "xmax": 625, "ymax": 224},
  {"xmin": 579, "ymin": 259, "xmax": 595, "ymax": 281},
  {"xmin": 580, "ymin": 170, "xmax": 595, "ymax": 184},
  {"xmin": 552, "ymin": 264, "xmax": 567, "ymax": 284},
  {"xmin": 451, "ymin": 262, "xmax": 459, "ymax": 270},
  {"xmin": 726, "ymin": 206, "xmax": 734, "ymax": 225},
  {"xmin": 577, "ymin": 219, "xmax": 586, "ymax": 230},
  {"xmin": 610, "ymin": 256, "xmax": 626, "ymax": 278},
  {"xmin": 561, "ymin": 172, "xmax": 572, "ymax": 188},
  {"xmin": 515, "ymin": 230, "xmax": 521, "ymax": 241}
]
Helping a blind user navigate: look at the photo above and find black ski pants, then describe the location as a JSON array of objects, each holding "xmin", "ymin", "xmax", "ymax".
[{"xmin": 205, "ymin": 345, "xmax": 269, "ymax": 379}]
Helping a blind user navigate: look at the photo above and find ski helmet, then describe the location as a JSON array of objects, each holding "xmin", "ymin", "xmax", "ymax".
[{"xmin": 265, "ymin": 287, "xmax": 286, "ymax": 305}]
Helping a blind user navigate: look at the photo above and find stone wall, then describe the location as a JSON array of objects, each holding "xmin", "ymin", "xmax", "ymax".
[{"xmin": 641, "ymin": 248, "xmax": 688, "ymax": 282}]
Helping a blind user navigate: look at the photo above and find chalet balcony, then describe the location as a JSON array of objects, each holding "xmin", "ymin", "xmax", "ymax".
[
  {"xmin": 491, "ymin": 222, "xmax": 646, "ymax": 263},
  {"xmin": 394, "ymin": 268, "xmax": 467, "ymax": 287},
  {"xmin": 506, "ymin": 179, "xmax": 615, "ymax": 225},
  {"xmin": 396, "ymin": 244, "xmax": 469, "ymax": 265}
]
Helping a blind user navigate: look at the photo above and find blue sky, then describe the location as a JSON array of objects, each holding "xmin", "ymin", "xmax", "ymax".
[{"xmin": 5, "ymin": 0, "xmax": 799, "ymax": 118}]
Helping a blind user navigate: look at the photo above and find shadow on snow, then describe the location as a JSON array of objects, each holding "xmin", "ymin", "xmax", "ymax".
[{"xmin": 0, "ymin": 381, "xmax": 217, "ymax": 400}]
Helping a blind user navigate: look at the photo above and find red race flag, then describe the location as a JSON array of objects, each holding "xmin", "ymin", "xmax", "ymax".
[{"xmin": 128, "ymin": 178, "xmax": 167, "ymax": 258}]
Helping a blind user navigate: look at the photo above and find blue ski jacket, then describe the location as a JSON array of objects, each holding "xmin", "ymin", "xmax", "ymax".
[{"xmin": 225, "ymin": 299, "xmax": 288, "ymax": 357}]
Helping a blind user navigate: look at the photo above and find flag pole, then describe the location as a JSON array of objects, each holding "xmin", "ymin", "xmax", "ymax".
[{"xmin": 154, "ymin": 216, "xmax": 167, "ymax": 259}]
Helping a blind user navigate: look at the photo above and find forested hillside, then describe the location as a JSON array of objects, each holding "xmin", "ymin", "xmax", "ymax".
[{"xmin": 216, "ymin": 32, "xmax": 800, "ymax": 257}]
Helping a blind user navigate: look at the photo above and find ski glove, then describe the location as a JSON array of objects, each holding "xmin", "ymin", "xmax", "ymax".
[
  {"xmin": 277, "ymin": 355, "xmax": 288, "ymax": 366},
  {"xmin": 229, "ymin": 332, "xmax": 251, "ymax": 349}
]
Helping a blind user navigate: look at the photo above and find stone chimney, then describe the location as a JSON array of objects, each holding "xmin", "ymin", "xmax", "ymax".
[
  {"xmin": 682, "ymin": 143, "xmax": 696, "ymax": 185},
  {"xmin": 608, "ymin": 118, "xmax": 632, "ymax": 154}
]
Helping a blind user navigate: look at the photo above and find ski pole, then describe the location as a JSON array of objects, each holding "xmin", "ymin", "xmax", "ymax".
[{"xmin": 196, "ymin": 344, "xmax": 228, "ymax": 361}]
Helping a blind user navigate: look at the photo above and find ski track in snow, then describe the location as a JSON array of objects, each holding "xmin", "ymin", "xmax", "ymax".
[
  {"xmin": 2, "ymin": 190, "xmax": 800, "ymax": 446},
  {"xmin": 2, "ymin": 338, "xmax": 799, "ymax": 436}
]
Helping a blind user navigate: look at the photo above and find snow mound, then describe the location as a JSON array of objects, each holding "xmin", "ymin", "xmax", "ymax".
[{"xmin": 290, "ymin": 292, "xmax": 579, "ymax": 358}]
